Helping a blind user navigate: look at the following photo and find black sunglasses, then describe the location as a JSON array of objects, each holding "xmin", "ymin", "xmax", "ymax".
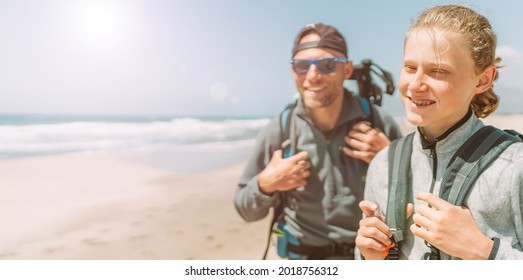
[{"xmin": 290, "ymin": 57, "xmax": 347, "ymax": 75}]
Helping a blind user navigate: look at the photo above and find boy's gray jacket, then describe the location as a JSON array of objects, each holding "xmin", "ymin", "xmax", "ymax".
[
  {"xmin": 234, "ymin": 92, "xmax": 402, "ymax": 247},
  {"xmin": 365, "ymin": 113, "xmax": 523, "ymax": 259}
]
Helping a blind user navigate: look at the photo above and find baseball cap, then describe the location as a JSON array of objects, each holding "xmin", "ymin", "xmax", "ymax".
[{"xmin": 292, "ymin": 23, "xmax": 348, "ymax": 58}]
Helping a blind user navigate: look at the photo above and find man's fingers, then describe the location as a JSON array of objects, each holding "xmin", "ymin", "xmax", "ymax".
[
  {"xmin": 345, "ymin": 136, "xmax": 374, "ymax": 152},
  {"xmin": 289, "ymin": 161, "xmax": 310, "ymax": 175},
  {"xmin": 272, "ymin": 149, "xmax": 283, "ymax": 159},
  {"xmin": 297, "ymin": 160, "xmax": 311, "ymax": 169},
  {"xmin": 352, "ymin": 121, "xmax": 373, "ymax": 132},
  {"xmin": 342, "ymin": 147, "xmax": 372, "ymax": 164},
  {"xmin": 299, "ymin": 170, "xmax": 311, "ymax": 178},
  {"xmin": 292, "ymin": 178, "xmax": 307, "ymax": 187},
  {"xmin": 291, "ymin": 168, "xmax": 310, "ymax": 179},
  {"xmin": 291, "ymin": 151, "xmax": 309, "ymax": 162},
  {"xmin": 342, "ymin": 146, "xmax": 354, "ymax": 157}
]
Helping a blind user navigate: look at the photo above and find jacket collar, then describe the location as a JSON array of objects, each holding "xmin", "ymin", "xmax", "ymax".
[
  {"xmin": 294, "ymin": 88, "xmax": 369, "ymax": 129},
  {"xmin": 414, "ymin": 109, "xmax": 484, "ymax": 154}
]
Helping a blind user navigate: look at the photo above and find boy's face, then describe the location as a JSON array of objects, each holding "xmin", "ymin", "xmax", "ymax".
[{"xmin": 398, "ymin": 28, "xmax": 484, "ymax": 139}]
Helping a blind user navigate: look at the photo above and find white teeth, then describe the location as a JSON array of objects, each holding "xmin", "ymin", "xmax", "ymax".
[
  {"xmin": 307, "ymin": 87, "xmax": 323, "ymax": 91},
  {"xmin": 411, "ymin": 99, "xmax": 434, "ymax": 106}
]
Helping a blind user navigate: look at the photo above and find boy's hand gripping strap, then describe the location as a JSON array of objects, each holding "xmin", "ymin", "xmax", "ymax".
[{"xmin": 385, "ymin": 133, "xmax": 414, "ymax": 260}]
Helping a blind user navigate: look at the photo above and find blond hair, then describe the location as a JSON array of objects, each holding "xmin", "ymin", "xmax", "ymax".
[{"xmin": 408, "ymin": 5, "xmax": 500, "ymax": 118}]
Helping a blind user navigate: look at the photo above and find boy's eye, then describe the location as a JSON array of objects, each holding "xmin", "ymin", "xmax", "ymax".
[
  {"xmin": 431, "ymin": 68, "xmax": 448, "ymax": 74},
  {"xmin": 404, "ymin": 65, "xmax": 416, "ymax": 73}
]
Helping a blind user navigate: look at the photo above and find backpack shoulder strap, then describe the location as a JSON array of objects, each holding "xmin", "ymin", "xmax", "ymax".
[
  {"xmin": 355, "ymin": 95, "xmax": 376, "ymax": 127},
  {"xmin": 279, "ymin": 102, "xmax": 297, "ymax": 158},
  {"xmin": 504, "ymin": 129, "xmax": 523, "ymax": 141},
  {"xmin": 385, "ymin": 132, "xmax": 414, "ymax": 260},
  {"xmin": 262, "ymin": 193, "xmax": 285, "ymax": 259},
  {"xmin": 357, "ymin": 96, "xmax": 371, "ymax": 116},
  {"xmin": 440, "ymin": 126, "xmax": 523, "ymax": 205},
  {"xmin": 262, "ymin": 102, "xmax": 297, "ymax": 259}
]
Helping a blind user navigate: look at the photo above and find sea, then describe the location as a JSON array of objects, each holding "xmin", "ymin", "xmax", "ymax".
[{"xmin": 0, "ymin": 114, "xmax": 270, "ymax": 171}]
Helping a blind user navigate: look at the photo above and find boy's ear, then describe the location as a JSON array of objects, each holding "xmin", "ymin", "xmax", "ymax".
[{"xmin": 474, "ymin": 65, "xmax": 496, "ymax": 94}]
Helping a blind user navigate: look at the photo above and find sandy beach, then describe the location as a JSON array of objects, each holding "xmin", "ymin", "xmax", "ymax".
[
  {"xmin": 0, "ymin": 114, "xmax": 521, "ymax": 260},
  {"xmin": 0, "ymin": 151, "xmax": 277, "ymax": 260}
]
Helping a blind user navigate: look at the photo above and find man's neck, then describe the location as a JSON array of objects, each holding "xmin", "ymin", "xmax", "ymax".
[{"xmin": 306, "ymin": 94, "xmax": 344, "ymax": 132}]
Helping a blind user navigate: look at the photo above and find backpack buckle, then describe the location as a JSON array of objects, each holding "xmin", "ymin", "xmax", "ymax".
[
  {"xmin": 386, "ymin": 243, "xmax": 400, "ymax": 260},
  {"xmin": 386, "ymin": 229, "xmax": 403, "ymax": 260},
  {"xmin": 390, "ymin": 228, "xmax": 404, "ymax": 243}
]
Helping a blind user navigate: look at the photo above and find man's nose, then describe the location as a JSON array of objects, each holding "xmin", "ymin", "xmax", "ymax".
[{"xmin": 305, "ymin": 64, "xmax": 321, "ymax": 80}]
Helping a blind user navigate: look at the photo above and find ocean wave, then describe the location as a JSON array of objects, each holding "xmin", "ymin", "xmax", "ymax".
[{"xmin": 0, "ymin": 117, "xmax": 270, "ymax": 158}]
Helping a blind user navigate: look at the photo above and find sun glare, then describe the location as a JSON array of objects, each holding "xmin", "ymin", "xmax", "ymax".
[
  {"xmin": 69, "ymin": 2, "xmax": 126, "ymax": 51},
  {"xmin": 80, "ymin": 6, "xmax": 117, "ymax": 39}
]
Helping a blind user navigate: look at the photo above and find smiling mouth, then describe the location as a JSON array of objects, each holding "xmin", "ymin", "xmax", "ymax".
[
  {"xmin": 409, "ymin": 97, "xmax": 435, "ymax": 107},
  {"xmin": 306, "ymin": 86, "xmax": 325, "ymax": 92}
]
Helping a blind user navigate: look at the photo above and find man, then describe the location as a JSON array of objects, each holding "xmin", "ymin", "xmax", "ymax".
[{"xmin": 234, "ymin": 23, "xmax": 402, "ymax": 259}]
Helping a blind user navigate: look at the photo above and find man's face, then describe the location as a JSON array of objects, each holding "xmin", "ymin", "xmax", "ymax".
[{"xmin": 291, "ymin": 33, "xmax": 352, "ymax": 109}]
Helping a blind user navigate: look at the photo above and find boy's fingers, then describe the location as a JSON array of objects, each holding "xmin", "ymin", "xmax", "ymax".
[
  {"xmin": 359, "ymin": 200, "xmax": 379, "ymax": 217},
  {"xmin": 416, "ymin": 192, "xmax": 449, "ymax": 210},
  {"xmin": 406, "ymin": 203, "xmax": 414, "ymax": 219}
]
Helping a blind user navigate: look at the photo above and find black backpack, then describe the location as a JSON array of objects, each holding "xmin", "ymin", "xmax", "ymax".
[{"xmin": 385, "ymin": 125, "xmax": 523, "ymax": 260}]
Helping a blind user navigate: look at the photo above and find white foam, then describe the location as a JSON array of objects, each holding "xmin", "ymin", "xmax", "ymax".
[{"xmin": 0, "ymin": 118, "xmax": 270, "ymax": 157}]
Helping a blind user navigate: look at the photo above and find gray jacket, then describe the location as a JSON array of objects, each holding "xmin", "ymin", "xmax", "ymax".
[
  {"xmin": 365, "ymin": 113, "xmax": 523, "ymax": 259},
  {"xmin": 234, "ymin": 91, "xmax": 402, "ymax": 248}
]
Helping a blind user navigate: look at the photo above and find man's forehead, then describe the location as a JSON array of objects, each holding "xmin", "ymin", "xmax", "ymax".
[
  {"xmin": 299, "ymin": 33, "xmax": 321, "ymax": 43},
  {"xmin": 291, "ymin": 23, "xmax": 348, "ymax": 58},
  {"xmin": 293, "ymin": 46, "xmax": 343, "ymax": 59}
]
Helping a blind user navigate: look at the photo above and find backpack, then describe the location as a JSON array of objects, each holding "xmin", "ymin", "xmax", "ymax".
[
  {"xmin": 261, "ymin": 94, "xmax": 372, "ymax": 259},
  {"xmin": 385, "ymin": 125, "xmax": 523, "ymax": 260}
]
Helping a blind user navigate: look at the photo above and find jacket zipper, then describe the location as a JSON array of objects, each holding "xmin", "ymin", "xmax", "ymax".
[
  {"xmin": 428, "ymin": 146, "xmax": 438, "ymax": 194},
  {"xmin": 427, "ymin": 144, "xmax": 442, "ymax": 259}
]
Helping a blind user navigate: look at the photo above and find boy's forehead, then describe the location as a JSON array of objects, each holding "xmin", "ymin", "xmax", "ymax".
[
  {"xmin": 404, "ymin": 29, "xmax": 474, "ymax": 70},
  {"xmin": 406, "ymin": 29, "xmax": 462, "ymax": 56}
]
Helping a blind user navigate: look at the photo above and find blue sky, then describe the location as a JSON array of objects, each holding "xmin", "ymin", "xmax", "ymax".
[{"xmin": 0, "ymin": 0, "xmax": 522, "ymax": 117}]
